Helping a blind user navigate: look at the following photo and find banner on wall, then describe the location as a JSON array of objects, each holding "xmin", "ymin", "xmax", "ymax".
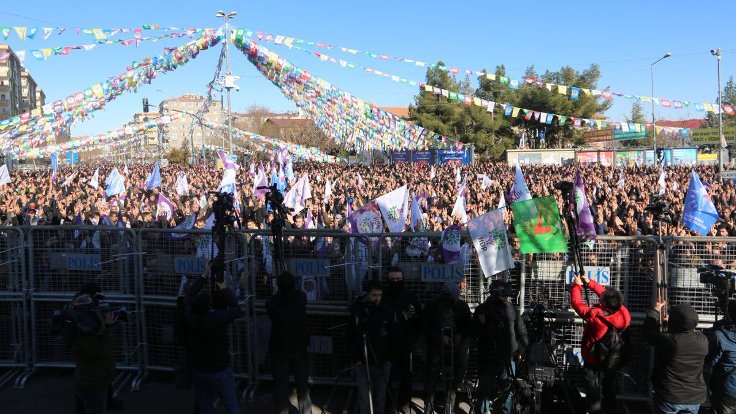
[
  {"xmin": 691, "ymin": 128, "xmax": 736, "ymax": 144},
  {"xmin": 599, "ymin": 151, "xmax": 613, "ymax": 166},
  {"xmin": 391, "ymin": 151, "xmax": 411, "ymax": 163},
  {"xmin": 437, "ymin": 148, "xmax": 471, "ymax": 165},
  {"xmin": 672, "ymin": 148, "xmax": 697, "ymax": 165},
  {"xmin": 412, "ymin": 150, "xmax": 435, "ymax": 163},
  {"xmin": 583, "ymin": 129, "xmax": 613, "ymax": 143},
  {"xmin": 577, "ymin": 151, "xmax": 599, "ymax": 164}
]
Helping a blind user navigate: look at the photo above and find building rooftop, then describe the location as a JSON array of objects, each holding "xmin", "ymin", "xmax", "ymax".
[
  {"xmin": 379, "ymin": 106, "xmax": 410, "ymax": 118},
  {"xmin": 655, "ymin": 118, "xmax": 707, "ymax": 129}
]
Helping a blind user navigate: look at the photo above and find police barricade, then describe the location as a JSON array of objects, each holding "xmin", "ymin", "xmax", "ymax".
[
  {"xmin": 666, "ymin": 235, "xmax": 734, "ymax": 323},
  {"xmin": 516, "ymin": 235, "xmax": 658, "ymax": 401},
  {"xmin": 26, "ymin": 225, "xmax": 141, "ymax": 384},
  {"xmin": 0, "ymin": 226, "xmax": 30, "ymax": 388},
  {"xmin": 136, "ymin": 228, "xmax": 253, "ymax": 388}
]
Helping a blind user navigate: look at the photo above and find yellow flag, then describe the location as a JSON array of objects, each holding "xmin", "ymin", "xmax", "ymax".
[
  {"xmin": 595, "ymin": 119, "xmax": 603, "ymax": 129},
  {"xmin": 581, "ymin": 88, "xmax": 591, "ymax": 96},
  {"xmin": 41, "ymin": 48, "xmax": 52, "ymax": 59},
  {"xmin": 92, "ymin": 28, "xmax": 106, "ymax": 40},
  {"xmin": 558, "ymin": 85, "xmax": 567, "ymax": 95},
  {"xmin": 703, "ymin": 103, "xmax": 714, "ymax": 112},
  {"xmin": 486, "ymin": 73, "xmax": 496, "ymax": 81},
  {"xmin": 424, "ymin": 84, "xmax": 433, "ymax": 92},
  {"xmin": 473, "ymin": 97, "xmax": 482, "ymax": 106},
  {"xmin": 14, "ymin": 26, "xmax": 27, "ymax": 40},
  {"xmin": 512, "ymin": 107, "xmax": 521, "ymax": 117}
]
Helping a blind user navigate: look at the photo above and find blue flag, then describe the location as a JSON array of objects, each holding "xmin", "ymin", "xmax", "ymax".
[
  {"xmin": 682, "ymin": 171, "xmax": 719, "ymax": 236},
  {"xmin": 143, "ymin": 162, "xmax": 161, "ymax": 190}
]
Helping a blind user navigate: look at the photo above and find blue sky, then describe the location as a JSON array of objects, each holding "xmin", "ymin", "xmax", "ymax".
[{"xmin": 2, "ymin": 0, "xmax": 735, "ymax": 137}]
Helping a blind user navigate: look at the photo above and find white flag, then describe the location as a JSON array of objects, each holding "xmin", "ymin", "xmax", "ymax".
[
  {"xmin": 455, "ymin": 167, "xmax": 462, "ymax": 183},
  {"xmin": 0, "ymin": 165, "xmax": 9, "ymax": 185},
  {"xmin": 508, "ymin": 165, "xmax": 532, "ymax": 203},
  {"xmin": 176, "ymin": 172, "xmax": 189, "ymax": 196},
  {"xmin": 123, "ymin": 164, "xmax": 129, "ymax": 175},
  {"xmin": 324, "ymin": 177, "xmax": 332, "ymax": 205},
  {"xmin": 468, "ymin": 209, "xmax": 514, "ymax": 277},
  {"xmin": 410, "ymin": 193, "xmax": 423, "ymax": 230},
  {"xmin": 481, "ymin": 175, "xmax": 493, "ymax": 191},
  {"xmin": 89, "ymin": 168, "xmax": 99, "ymax": 190},
  {"xmin": 376, "ymin": 185, "xmax": 409, "ymax": 233},
  {"xmin": 284, "ymin": 174, "xmax": 312, "ymax": 215},
  {"xmin": 451, "ymin": 193, "xmax": 467, "ymax": 224},
  {"xmin": 430, "ymin": 165, "xmax": 436, "ymax": 180},
  {"xmin": 658, "ymin": 168, "xmax": 666, "ymax": 195},
  {"xmin": 497, "ymin": 189, "xmax": 507, "ymax": 209}
]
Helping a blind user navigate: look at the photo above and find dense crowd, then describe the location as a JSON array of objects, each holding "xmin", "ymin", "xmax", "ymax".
[{"xmin": 1, "ymin": 160, "xmax": 734, "ymax": 238}]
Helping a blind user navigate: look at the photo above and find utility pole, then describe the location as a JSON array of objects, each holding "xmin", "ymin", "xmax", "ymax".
[
  {"xmin": 216, "ymin": 10, "xmax": 237, "ymax": 154},
  {"xmin": 712, "ymin": 48, "xmax": 724, "ymax": 175},
  {"xmin": 650, "ymin": 52, "xmax": 672, "ymax": 167}
]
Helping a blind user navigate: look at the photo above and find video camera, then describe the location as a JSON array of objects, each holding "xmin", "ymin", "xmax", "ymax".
[
  {"xmin": 699, "ymin": 264, "xmax": 736, "ymax": 292},
  {"xmin": 51, "ymin": 294, "xmax": 129, "ymax": 340},
  {"xmin": 645, "ymin": 194, "xmax": 675, "ymax": 224},
  {"xmin": 209, "ymin": 191, "xmax": 237, "ymax": 226}
]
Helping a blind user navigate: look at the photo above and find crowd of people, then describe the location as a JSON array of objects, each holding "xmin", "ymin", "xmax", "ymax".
[{"xmin": 2, "ymin": 159, "xmax": 735, "ymax": 240}]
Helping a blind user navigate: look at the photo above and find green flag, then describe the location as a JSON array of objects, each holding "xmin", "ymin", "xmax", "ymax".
[{"xmin": 512, "ymin": 195, "xmax": 568, "ymax": 254}]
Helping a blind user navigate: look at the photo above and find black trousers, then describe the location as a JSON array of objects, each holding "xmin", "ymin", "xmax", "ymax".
[
  {"xmin": 714, "ymin": 392, "xmax": 736, "ymax": 414},
  {"xmin": 583, "ymin": 366, "xmax": 618, "ymax": 414},
  {"xmin": 271, "ymin": 349, "xmax": 312, "ymax": 414},
  {"xmin": 423, "ymin": 339, "xmax": 470, "ymax": 413},
  {"xmin": 387, "ymin": 350, "xmax": 413, "ymax": 412}
]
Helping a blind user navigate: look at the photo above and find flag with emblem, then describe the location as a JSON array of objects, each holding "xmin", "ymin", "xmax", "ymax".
[
  {"xmin": 468, "ymin": 208, "xmax": 514, "ymax": 277},
  {"xmin": 375, "ymin": 185, "xmax": 409, "ymax": 233}
]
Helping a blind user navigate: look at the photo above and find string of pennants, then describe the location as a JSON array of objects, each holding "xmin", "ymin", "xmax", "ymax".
[
  {"xmin": 0, "ymin": 29, "xmax": 222, "ymax": 151},
  {"xmin": 201, "ymin": 120, "xmax": 343, "ymax": 163},
  {"xmin": 14, "ymin": 114, "xmax": 179, "ymax": 160},
  {"xmin": 243, "ymin": 28, "xmax": 733, "ymax": 117},
  {"xmin": 241, "ymin": 33, "xmax": 680, "ymax": 134},
  {"xmin": 0, "ymin": 29, "xmax": 209, "ymax": 63},
  {"xmin": 235, "ymin": 38, "xmax": 457, "ymax": 151},
  {"xmin": 0, "ymin": 25, "xmax": 200, "ymax": 41}
]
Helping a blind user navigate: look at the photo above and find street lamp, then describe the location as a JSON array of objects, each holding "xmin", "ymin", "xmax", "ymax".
[
  {"xmin": 216, "ymin": 10, "xmax": 237, "ymax": 154},
  {"xmin": 650, "ymin": 52, "xmax": 672, "ymax": 167},
  {"xmin": 712, "ymin": 48, "xmax": 724, "ymax": 175}
]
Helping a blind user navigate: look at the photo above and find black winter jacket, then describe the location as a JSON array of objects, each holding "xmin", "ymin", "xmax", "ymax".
[{"xmin": 266, "ymin": 289, "xmax": 309, "ymax": 357}]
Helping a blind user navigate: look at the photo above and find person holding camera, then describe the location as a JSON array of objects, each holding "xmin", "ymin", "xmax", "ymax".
[
  {"xmin": 570, "ymin": 274, "xmax": 630, "ymax": 414},
  {"xmin": 266, "ymin": 272, "xmax": 312, "ymax": 414},
  {"xmin": 644, "ymin": 299, "xmax": 708, "ymax": 414},
  {"xmin": 69, "ymin": 283, "xmax": 119, "ymax": 414},
  {"xmin": 185, "ymin": 262, "xmax": 244, "ymax": 414},
  {"xmin": 707, "ymin": 299, "xmax": 736, "ymax": 414},
  {"xmin": 473, "ymin": 279, "xmax": 528, "ymax": 414},
  {"xmin": 422, "ymin": 281, "xmax": 472, "ymax": 414},
  {"xmin": 381, "ymin": 266, "xmax": 422, "ymax": 413},
  {"xmin": 348, "ymin": 278, "xmax": 398, "ymax": 414}
]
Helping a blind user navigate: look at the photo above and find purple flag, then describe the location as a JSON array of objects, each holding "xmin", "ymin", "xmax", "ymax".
[
  {"xmin": 156, "ymin": 193, "xmax": 175, "ymax": 220},
  {"xmin": 348, "ymin": 201, "xmax": 383, "ymax": 247},
  {"xmin": 441, "ymin": 224, "xmax": 462, "ymax": 264},
  {"xmin": 217, "ymin": 150, "xmax": 237, "ymax": 170},
  {"xmin": 508, "ymin": 165, "xmax": 531, "ymax": 203},
  {"xmin": 573, "ymin": 170, "xmax": 596, "ymax": 239}
]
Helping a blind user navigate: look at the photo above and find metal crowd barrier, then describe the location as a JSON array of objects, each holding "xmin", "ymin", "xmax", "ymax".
[
  {"xmin": 0, "ymin": 227, "xmax": 29, "ymax": 388},
  {"xmin": 1, "ymin": 224, "xmax": 732, "ymax": 408},
  {"xmin": 24, "ymin": 225, "xmax": 142, "ymax": 390}
]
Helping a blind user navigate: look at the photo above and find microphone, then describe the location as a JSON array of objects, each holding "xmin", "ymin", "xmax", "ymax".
[{"xmin": 553, "ymin": 181, "xmax": 574, "ymax": 192}]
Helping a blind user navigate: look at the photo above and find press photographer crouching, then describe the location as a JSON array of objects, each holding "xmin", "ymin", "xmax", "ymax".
[
  {"xmin": 184, "ymin": 261, "xmax": 244, "ymax": 414},
  {"xmin": 53, "ymin": 283, "xmax": 125, "ymax": 414}
]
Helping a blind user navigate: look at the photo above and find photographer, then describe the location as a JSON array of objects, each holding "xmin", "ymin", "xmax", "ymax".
[
  {"xmin": 422, "ymin": 281, "xmax": 472, "ymax": 414},
  {"xmin": 381, "ymin": 266, "xmax": 422, "ymax": 413},
  {"xmin": 348, "ymin": 279, "xmax": 397, "ymax": 414},
  {"xmin": 473, "ymin": 279, "xmax": 528, "ymax": 414},
  {"xmin": 266, "ymin": 272, "xmax": 312, "ymax": 414},
  {"xmin": 68, "ymin": 283, "xmax": 118, "ymax": 414},
  {"xmin": 185, "ymin": 261, "xmax": 244, "ymax": 414},
  {"xmin": 570, "ymin": 274, "xmax": 630, "ymax": 414},
  {"xmin": 644, "ymin": 300, "xmax": 708, "ymax": 414},
  {"xmin": 708, "ymin": 299, "xmax": 736, "ymax": 414}
]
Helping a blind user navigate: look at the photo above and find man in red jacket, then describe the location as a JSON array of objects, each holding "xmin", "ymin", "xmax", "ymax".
[{"xmin": 571, "ymin": 274, "xmax": 631, "ymax": 414}]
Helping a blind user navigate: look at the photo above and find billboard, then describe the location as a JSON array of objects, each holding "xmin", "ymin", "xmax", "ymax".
[
  {"xmin": 671, "ymin": 148, "xmax": 697, "ymax": 165},
  {"xmin": 391, "ymin": 151, "xmax": 411, "ymax": 163},
  {"xmin": 437, "ymin": 148, "xmax": 472, "ymax": 165},
  {"xmin": 583, "ymin": 129, "xmax": 613, "ymax": 143},
  {"xmin": 691, "ymin": 128, "xmax": 736, "ymax": 144},
  {"xmin": 577, "ymin": 152, "xmax": 599, "ymax": 164},
  {"xmin": 599, "ymin": 151, "xmax": 614, "ymax": 166},
  {"xmin": 411, "ymin": 150, "xmax": 435, "ymax": 163}
]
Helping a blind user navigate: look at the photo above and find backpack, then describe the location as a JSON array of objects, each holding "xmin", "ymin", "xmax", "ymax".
[{"xmin": 590, "ymin": 314, "xmax": 631, "ymax": 371}]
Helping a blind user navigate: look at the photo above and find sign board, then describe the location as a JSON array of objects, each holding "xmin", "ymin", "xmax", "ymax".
[
  {"xmin": 613, "ymin": 128, "xmax": 647, "ymax": 141},
  {"xmin": 697, "ymin": 153, "xmax": 718, "ymax": 161},
  {"xmin": 65, "ymin": 253, "xmax": 102, "ymax": 271},
  {"xmin": 308, "ymin": 335, "xmax": 333, "ymax": 354},
  {"xmin": 66, "ymin": 151, "xmax": 79, "ymax": 165},
  {"xmin": 692, "ymin": 128, "xmax": 736, "ymax": 144},
  {"xmin": 412, "ymin": 150, "xmax": 435, "ymax": 164},
  {"xmin": 437, "ymin": 148, "xmax": 472, "ymax": 165},
  {"xmin": 583, "ymin": 129, "xmax": 613, "ymax": 143},
  {"xmin": 419, "ymin": 263, "xmax": 464, "ymax": 282},
  {"xmin": 722, "ymin": 170, "xmax": 736, "ymax": 180},
  {"xmin": 599, "ymin": 151, "xmax": 614, "ymax": 166},
  {"xmin": 288, "ymin": 258, "xmax": 330, "ymax": 278},
  {"xmin": 577, "ymin": 151, "xmax": 599, "ymax": 164},
  {"xmin": 390, "ymin": 151, "xmax": 411, "ymax": 163},
  {"xmin": 564, "ymin": 266, "xmax": 611, "ymax": 285},
  {"xmin": 174, "ymin": 256, "xmax": 208, "ymax": 274}
]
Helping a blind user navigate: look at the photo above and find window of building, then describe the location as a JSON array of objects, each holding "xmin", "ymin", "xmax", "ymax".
[{"xmin": 0, "ymin": 94, "xmax": 5, "ymax": 101}]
